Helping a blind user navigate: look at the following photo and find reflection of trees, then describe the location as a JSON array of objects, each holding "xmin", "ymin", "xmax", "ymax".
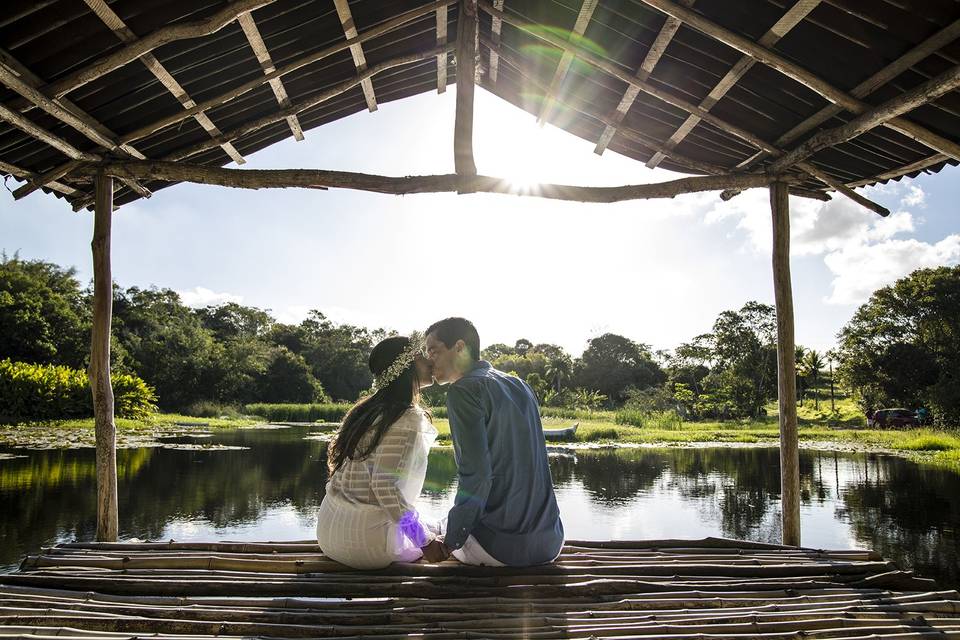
[
  {"xmin": 574, "ymin": 450, "xmax": 667, "ymax": 504},
  {"xmin": 0, "ymin": 427, "xmax": 328, "ymax": 570},
  {"xmin": 839, "ymin": 454, "xmax": 960, "ymax": 587}
]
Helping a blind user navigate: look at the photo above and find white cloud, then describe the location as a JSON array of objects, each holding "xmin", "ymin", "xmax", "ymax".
[
  {"xmin": 824, "ymin": 235, "xmax": 960, "ymax": 304},
  {"xmin": 273, "ymin": 305, "xmax": 312, "ymax": 325},
  {"xmin": 177, "ymin": 286, "xmax": 243, "ymax": 307},
  {"xmin": 901, "ymin": 185, "xmax": 925, "ymax": 207},
  {"xmin": 705, "ymin": 179, "xmax": 957, "ymax": 306}
]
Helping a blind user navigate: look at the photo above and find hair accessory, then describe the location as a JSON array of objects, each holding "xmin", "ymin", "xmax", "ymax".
[{"xmin": 372, "ymin": 331, "xmax": 426, "ymax": 392}]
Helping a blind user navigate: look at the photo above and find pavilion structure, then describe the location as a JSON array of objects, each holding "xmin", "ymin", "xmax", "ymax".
[{"xmin": 4, "ymin": 0, "xmax": 960, "ymax": 547}]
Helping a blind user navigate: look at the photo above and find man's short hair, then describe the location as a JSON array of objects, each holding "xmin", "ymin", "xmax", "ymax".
[{"xmin": 426, "ymin": 317, "xmax": 480, "ymax": 362}]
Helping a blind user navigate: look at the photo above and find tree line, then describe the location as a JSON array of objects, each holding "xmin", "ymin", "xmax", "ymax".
[{"xmin": 2, "ymin": 253, "xmax": 958, "ymax": 424}]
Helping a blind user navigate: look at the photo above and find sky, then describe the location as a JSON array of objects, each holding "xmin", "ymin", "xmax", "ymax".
[{"xmin": 2, "ymin": 87, "xmax": 959, "ymax": 357}]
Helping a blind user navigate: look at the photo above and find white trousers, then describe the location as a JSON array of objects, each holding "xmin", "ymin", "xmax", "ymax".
[{"xmin": 451, "ymin": 534, "xmax": 506, "ymax": 567}]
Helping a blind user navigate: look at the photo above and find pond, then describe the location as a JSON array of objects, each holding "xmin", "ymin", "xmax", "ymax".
[{"xmin": 2, "ymin": 425, "xmax": 958, "ymax": 588}]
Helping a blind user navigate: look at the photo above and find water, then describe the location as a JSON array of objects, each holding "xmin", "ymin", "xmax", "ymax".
[{"xmin": 2, "ymin": 425, "xmax": 958, "ymax": 587}]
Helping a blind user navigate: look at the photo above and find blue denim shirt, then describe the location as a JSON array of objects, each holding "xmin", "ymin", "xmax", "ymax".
[{"xmin": 444, "ymin": 361, "xmax": 564, "ymax": 566}]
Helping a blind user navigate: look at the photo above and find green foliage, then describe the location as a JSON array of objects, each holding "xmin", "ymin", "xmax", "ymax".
[
  {"xmin": 837, "ymin": 266, "xmax": 960, "ymax": 425},
  {"xmin": 574, "ymin": 333, "xmax": 665, "ymax": 406},
  {"xmin": 0, "ymin": 359, "xmax": 156, "ymax": 422},
  {"xmin": 0, "ymin": 253, "xmax": 90, "ymax": 367},
  {"xmin": 244, "ymin": 402, "xmax": 351, "ymax": 422},
  {"xmin": 896, "ymin": 434, "xmax": 960, "ymax": 452},
  {"xmin": 615, "ymin": 408, "xmax": 683, "ymax": 429}
]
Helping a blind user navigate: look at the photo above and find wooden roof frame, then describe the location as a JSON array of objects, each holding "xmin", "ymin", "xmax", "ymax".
[{"xmin": 4, "ymin": 0, "xmax": 960, "ymax": 548}]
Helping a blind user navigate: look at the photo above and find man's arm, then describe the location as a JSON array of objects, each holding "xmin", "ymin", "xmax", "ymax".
[{"xmin": 444, "ymin": 382, "xmax": 492, "ymax": 551}]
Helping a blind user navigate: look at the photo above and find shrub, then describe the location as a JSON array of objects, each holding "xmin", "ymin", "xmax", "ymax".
[
  {"xmin": 183, "ymin": 400, "xmax": 244, "ymax": 419},
  {"xmin": 0, "ymin": 359, "xmax": 157, "ymax": 422},
  {"xmin": 615, "ymin": 407, "xmax": 683, "ymax": 430},
  {"xmin": 243, "ymin": 402, "xmax": 351, "ymax": 423}
]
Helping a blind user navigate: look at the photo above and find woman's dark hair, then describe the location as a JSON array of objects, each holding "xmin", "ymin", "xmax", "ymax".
[{"xmin": 327, "ymin": 336, "xmax": 426, "ymax": 474}]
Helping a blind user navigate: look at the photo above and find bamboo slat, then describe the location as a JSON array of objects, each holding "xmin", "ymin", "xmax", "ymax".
[{"xmin": 1, "ymin": 539, "xmax": 950, "ymax": 640}]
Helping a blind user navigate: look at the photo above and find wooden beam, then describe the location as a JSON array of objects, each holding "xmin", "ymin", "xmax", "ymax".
[
  {"xmin": 164, "ymin": 44, "xmax": 453, "ymax": 163},
  {"xmin": 19, "ymin": 0, "xmax": 276, "ymax": 102},
  {"xmin": 237, "ymin": 13, "xmax": 304, "ymax": 141},
  {"xmin": 454, "ymin": 0, "xmax": 478, "ymax": 176},
  {"xmin": 767, "ymin": 64, "xmax": 960, "ymax": 174},
  {"xmin": 78, "ymin": 160, "xmax": 795, "ymax": 202},
  {"xmin": 0, "ymin": 48, "xmax": 151, "ymax": 200},
  {"xmin": 776, "ymin": 18, "xmax": 960, "ymax": 149},
  {"xmin": 537, "ymin": 0, "xmax": 599, "ymax": 124},
  {"xmin": 83, "ymin": 0, "xmax": 246, "ymax": 166},
  {"xmin": 636, "ymin": 0, "xmax": 960, "ymax": 162},
  {"xmin": 798, "ymin": 161, "xmax": 889, "ymax": 216},
  {"xmin": 91, "ymin": 171, "xmax": 118, "ymax": 543},
  {"xmin": 0, "ymin": 101, "xmax": 100, "ymax": 163},
  {"xmin": 0, "ymin": 159, "xmax": 81, "ymax": 196},
  {"xmin": 595, "ymin": 0, "xmax": 694, "ymax": 156},
  {"xmin": 645, "ymin": 0, "xmax": 821, "ymax": 168},
  {"xmin": 333, "ymin": 0, "xmax": 378, "ymax": 112},
  {"xmin": 29, "ymin": 3, "xmax": 454, "ymax": 204},
  {"xmin": 436, "ymin": 4, "xmax": 448, "ymax": 93},
  {"xmin": 770, "ymin": 181, "xmax": 800, "ymax": 548},
  {"xmin": 844, "ymin": 153, "xmax": 949, "ymax": 189},
  {"xmin": 488, "ymin": 0, "xmax": 505, "ymax": 83}
]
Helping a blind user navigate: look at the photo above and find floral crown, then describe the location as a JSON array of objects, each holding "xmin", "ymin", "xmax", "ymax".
[{"xmin": 371, "ymin": 331, "xmax": 426, "ymax": 392}]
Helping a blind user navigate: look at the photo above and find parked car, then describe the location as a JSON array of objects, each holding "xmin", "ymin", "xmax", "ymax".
[{"xmin": 869, "ymin": 408, "xmax": 919, "ymax": 429}]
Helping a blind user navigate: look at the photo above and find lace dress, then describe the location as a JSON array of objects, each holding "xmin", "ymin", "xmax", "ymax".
[{"xmin": 316, "ymin": 406, "xmax": 438, "ymax": 569}]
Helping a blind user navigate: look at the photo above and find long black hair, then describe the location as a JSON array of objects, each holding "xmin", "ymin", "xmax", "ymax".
[{"xmin": 327, "ymin": 336, "xmax": 427, "ymax": 474}]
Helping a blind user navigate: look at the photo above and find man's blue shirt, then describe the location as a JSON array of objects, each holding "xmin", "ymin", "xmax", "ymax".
[{"xmin": 444, "ymin": 361, "xmax": 564, "ymax": 566}]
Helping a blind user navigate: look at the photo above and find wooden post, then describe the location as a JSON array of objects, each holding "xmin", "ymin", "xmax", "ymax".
[
  {"xmin": 90, "ymin": 171, "xmax": 118, "ymax": 542},
  {"xmin": 770, "ymin": 181, "xmax": 800, "ymax": 547},
  {"xmin": 454, "ymin": 0, "xmax": 478, "ymax": 176}
]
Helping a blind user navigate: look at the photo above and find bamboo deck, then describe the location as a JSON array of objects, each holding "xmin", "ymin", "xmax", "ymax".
[{"xmin": 2, "ymin": 537, "xmax": 959, "ymax": 639}]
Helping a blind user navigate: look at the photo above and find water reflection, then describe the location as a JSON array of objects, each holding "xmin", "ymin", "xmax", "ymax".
[{"xmin": 1, "ymin": 428, "xmax": 958, "ymax": 588}]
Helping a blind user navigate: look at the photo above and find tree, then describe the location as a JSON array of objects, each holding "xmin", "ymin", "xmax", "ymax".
[
  {"xmin": 573, "ymin": 333, "xmax": 665, "ymax": 406},
  {"xmin": 706, "ymin": 301, "xmax": 778, "ymax": 418},
  {"xmin": 837, "ymin": 266, "xmax": 960, "ymax": 425},
  {"xmin": 0, "ymin": 253, "xmax": 90, "ymax": 367},
  {"xmin": 256, "ymin": 347, "xmax": 327, "ymax": 403},
  {"xmin": 803, "ymin": 349, "xmax": 825, "ymax": 410}
]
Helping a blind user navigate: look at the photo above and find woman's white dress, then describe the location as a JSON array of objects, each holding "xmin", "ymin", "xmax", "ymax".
[{"xmin": 316, "ymin": 406, "xmax": 438, "ymax": 569}]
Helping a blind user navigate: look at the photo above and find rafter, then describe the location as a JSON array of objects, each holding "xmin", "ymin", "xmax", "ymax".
[
  {"xmin": 844, "ymin": 154, "xmax": 949, "ymax": 189},
  {"xmin": 77, "ymin": 160, "xmax": 796, "ymax": 203},
  {"xmin": 594, "ymin": 0, "xmax": 694, "ymax": 156},
  {"xmin": 0, "ymin": 48, "xmax": 150, "ymax": 200},
  {"xmin": 537, "ymin": 0, "xmax": 599, "ymax": 124},
  {"xmin": 645, "ymin": 0, "xmax": 821, "ymax": 169},
  {"xmin": 488, "ymin": 0, "xmax": 505, "ymax": 83},
  {"xmin": 455, "ymin": 0, "xmax": 478, "ymax": 176},
  {"xmin": 0, "ymin": 102, "xmax": 99, "ymax": 163},
  {"xmin": 735, "ymin": 17, "xmax": 960, "ymax": 176},
  {"xmin": 238, "ymin": 13, "xmax": 304, "ymax": 141},
  {"xmin": 83, "ymin": 0, "xmax": 246, "ymax": 167},
  {"xmin": 0, "ymin": 159, "xmax": 80, "ymax": 196},
  {"xmin": 333, "ymin": 0, "xmax": 377, "ymax": 112},
  {"xmin": 436, "ymin": 4, "xmax": 448, "ymax": 93},
  {"xmin": 636, "ymin": 0, "xmax": 960, "ymax": 163}
]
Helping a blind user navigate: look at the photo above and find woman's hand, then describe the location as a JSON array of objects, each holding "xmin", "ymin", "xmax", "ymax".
[{"xmin": 421, "ymin": 538, "xmax": 450, "ymax": 563}]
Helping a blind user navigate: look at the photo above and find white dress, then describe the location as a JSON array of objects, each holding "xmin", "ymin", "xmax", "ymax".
[{"xmin": 316, "ymin": 406, "xmax": 438, "ymax": 569}]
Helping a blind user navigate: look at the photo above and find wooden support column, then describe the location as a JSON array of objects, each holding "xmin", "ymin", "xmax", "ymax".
[
  {"xmin": 454, "ymin": 0, "xmax": 478, "ymax": 176},
  {"xmin": 91, "ymin": 172, "xmax": 118, "ymax": 543},
  {"xmin": 770, "ymin": 181, "xmax": 800, "ymax": 548}
]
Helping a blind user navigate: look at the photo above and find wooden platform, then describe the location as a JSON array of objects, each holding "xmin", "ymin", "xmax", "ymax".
[{"xmin": 2, "ymin": 538, "xmax": 959, "ymax": 639}]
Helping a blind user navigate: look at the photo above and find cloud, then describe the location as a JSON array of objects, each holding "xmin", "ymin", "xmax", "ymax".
[
  {"xmin": 901, "ymin": 185, "xmax": 925, "ymax": 208},
  {"xmin": 824, "ymin": 235, "xmax": 960, "ymax": 304},
  {"xmin": 177, "ymin": 286, "xmax": 243, "ymax": 307},
  {"xmin": 705, "ymin": 179, "xmax": 958, "ymax": 306}
]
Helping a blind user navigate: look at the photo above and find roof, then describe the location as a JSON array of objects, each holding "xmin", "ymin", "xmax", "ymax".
[{"xmin": 1, "ymin": 0, "xmax": 959, "ymax": 209}]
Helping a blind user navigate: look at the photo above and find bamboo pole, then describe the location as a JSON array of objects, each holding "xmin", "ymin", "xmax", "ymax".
[
  {"xmin": 770, "ymin": 181, "xmax": 800, "ymax": 547},
  {"xmin": 90, "ymin": 172, "xmax": 118, "ymax": 543},
  {"xmin": 75, "ymin": 160, "xmax": 792, "ymax": 202},
  {"xmin": 454, "ymin": 0, "xmax": 479, "ymax": 176}
]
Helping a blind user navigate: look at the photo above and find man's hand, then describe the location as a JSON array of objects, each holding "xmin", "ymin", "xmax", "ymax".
[{"xmin": 421, "ymin": 539, "xmax": 450, "ymax": 563}]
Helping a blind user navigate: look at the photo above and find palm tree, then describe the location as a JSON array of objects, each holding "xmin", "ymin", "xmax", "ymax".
[
  {"xmin": 795, "ymin": 346, "xmax": 807, "ymax": 406},
  {"xmin": 803, "ymin": 350, "xmax": 825, "ymax": 410},
  {"xmin": 545, "ymin": 357, "xmax": 572, "ymax": 393}
]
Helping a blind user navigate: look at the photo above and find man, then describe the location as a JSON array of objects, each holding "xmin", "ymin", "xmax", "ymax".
[{"xmin": 422, "ymin": 317, "xmax": 564, "ymax": 566}]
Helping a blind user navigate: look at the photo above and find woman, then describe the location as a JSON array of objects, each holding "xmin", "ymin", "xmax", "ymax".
[{"xmin": 316, "ymin": 334, "xmax": 442, "ymax": 569}]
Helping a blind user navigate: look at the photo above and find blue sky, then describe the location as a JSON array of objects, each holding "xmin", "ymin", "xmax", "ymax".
[{"xmin": 2, "ymin": 87, "xmax": 958, "ymax": 357}]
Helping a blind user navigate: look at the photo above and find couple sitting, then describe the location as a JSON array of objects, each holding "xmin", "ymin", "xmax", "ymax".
[{"xmin": 316, "ymin": 317, "xmax": 564, "ymax": 569}]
